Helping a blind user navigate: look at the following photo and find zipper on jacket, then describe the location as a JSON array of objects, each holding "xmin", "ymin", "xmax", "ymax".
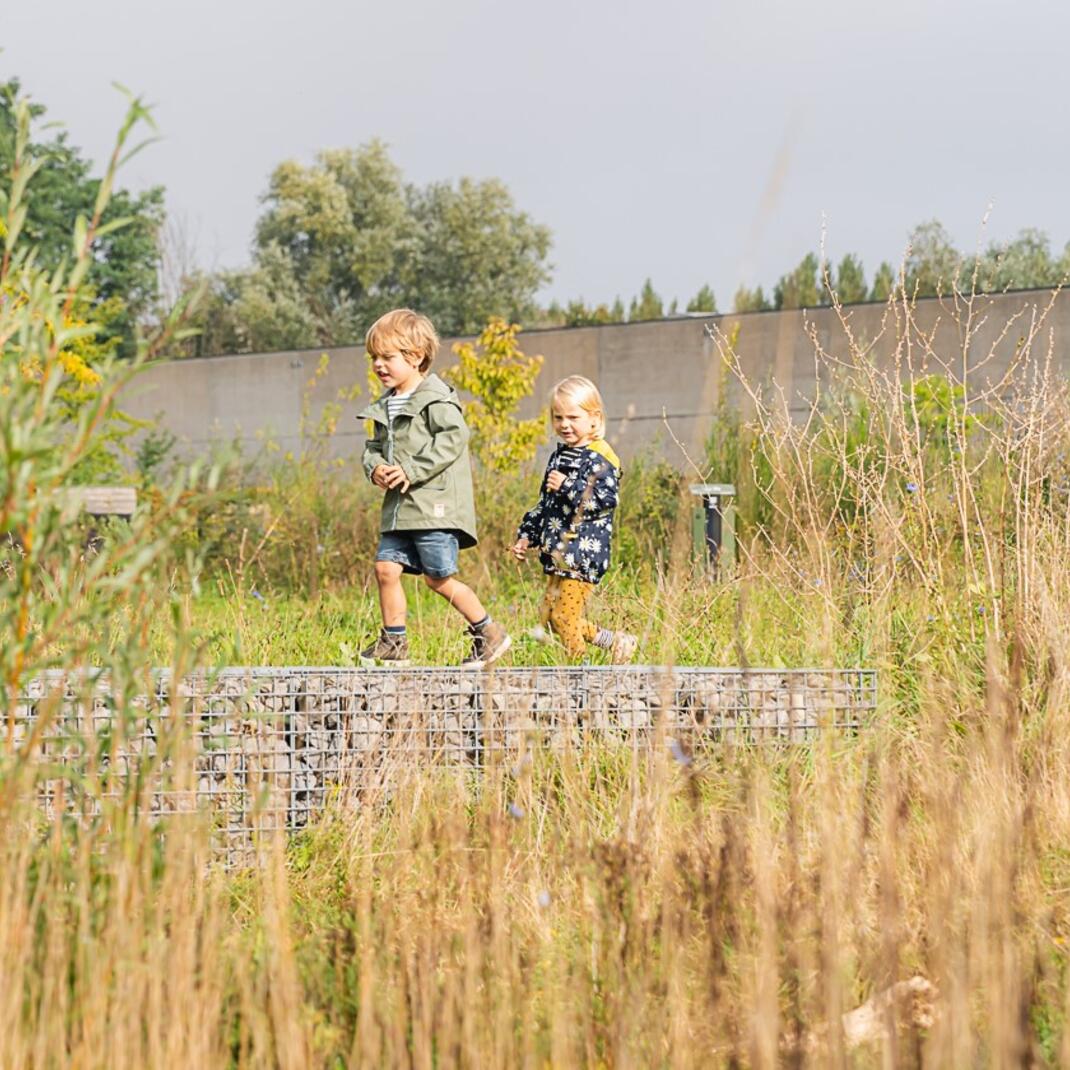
[{"xmin": 386, "ymin": 413, "xmax": 403, "ymax": 529}]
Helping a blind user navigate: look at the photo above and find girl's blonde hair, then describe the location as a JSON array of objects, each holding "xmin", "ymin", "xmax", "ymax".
[{"xmin": 551, "ymin": 375, "xmax": 606, "ymax": 438}]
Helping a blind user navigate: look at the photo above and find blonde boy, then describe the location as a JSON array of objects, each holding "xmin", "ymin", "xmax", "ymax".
[{"xmin": 357, "ymin": 309, "xmax": 511, "ymax": 668}]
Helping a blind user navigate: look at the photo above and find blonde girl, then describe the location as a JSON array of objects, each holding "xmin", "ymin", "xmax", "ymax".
[{"xmin": 510, "ymin": 376, "xmax": 636, "ymax": 661}]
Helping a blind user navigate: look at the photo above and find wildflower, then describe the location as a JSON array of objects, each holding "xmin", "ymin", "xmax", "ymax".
[
  {"xmin": 536, "ymin": 889, "xmax": 552, "ymax": 909},
  {"xmin": 508, "ymin": 802, "xmax": 525, "ymax": 820},
  {"xmin": 906, "ymin": 482, "xmax": 918, "ymax": 494},
  {"xmin": 251, "ymin": 588, "xmax": 267, "ymax": 606},
  {"xmin": 58, "ymin": 349, "xmax": 101, "ymax": 387}
]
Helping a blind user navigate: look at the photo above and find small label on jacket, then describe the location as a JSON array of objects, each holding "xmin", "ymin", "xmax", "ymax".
[{"xmin": 433, "ymin": 503, "xmax": 445, "ymax": 518}]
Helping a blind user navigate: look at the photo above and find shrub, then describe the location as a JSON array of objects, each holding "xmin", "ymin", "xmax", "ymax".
[{"xmin": 444, "ymin": 317, "xmax": 548, "ymax": 475}]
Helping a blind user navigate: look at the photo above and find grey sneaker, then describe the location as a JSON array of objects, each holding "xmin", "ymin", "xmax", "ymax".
[
  {"xmin": 610, "ymin": 631, "xmax": 638, "ymax": 664},
  {"xmin": 461, "ymin": 620, "xmax": 513, "ymax": 668},
  {"xmin": 359, "ymin": 630, "xmax": 411, "ymax": 667}
]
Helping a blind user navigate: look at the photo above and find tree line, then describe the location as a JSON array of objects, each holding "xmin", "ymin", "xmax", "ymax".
[
  {"xmin": 541, "ymin": 223, "xmax": 1070, "ymax": 328},
  {"xmin": 5, "ymin": 75, "xmax": 1070, "ymax": 358}
]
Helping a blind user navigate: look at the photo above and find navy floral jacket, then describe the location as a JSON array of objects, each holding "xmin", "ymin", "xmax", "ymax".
[{"xmin": 517, "ymin": 439, "xmax": 622, "ymax": 584}]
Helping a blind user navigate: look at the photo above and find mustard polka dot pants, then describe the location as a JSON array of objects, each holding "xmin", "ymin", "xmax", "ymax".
[{"xmin": 539, "ymin": 576, "xmax": 599, "ymax": 658}]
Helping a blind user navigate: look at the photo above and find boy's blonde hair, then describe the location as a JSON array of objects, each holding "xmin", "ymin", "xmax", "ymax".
[
  {"xmin": 365, "ymin": 309, "xmax": 439, "ymax": 373},
  {"xmin": 551, "ymin": 375, "xmax": 606, "ymax": 438}
]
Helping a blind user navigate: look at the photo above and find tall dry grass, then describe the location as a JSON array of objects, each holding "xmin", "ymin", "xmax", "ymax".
[
  {"xmin": 5, "ymin": 79, "xmax": 1070, "ymax": 1062},
  {"xmin": 7, "ymin": 278, "xmax": 1070, "ymax": 1067},
  {"xmin": 4, "ymin": 676, "xmax": 1067, "ymax": 1066}
]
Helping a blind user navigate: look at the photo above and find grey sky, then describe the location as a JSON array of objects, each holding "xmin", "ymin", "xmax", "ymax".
[{"xmin": 6, "ymin": 0, "xmax": 1069, "ymax": 311}]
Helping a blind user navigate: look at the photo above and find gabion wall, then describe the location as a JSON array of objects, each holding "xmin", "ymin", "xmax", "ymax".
[{"xmin": 12, "ymin": 667, "xmax": 875, "ymax": 856}]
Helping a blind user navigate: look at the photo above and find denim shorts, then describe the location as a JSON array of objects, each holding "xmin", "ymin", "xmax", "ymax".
[{"xmin": 376, "ymin": 529, "xmax": 460, "ymax": 578}]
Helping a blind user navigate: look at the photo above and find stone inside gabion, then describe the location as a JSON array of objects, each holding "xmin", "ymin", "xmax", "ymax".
[{"xmin": 15, "ymin": 667, "xmax": 874, "ymax": 855}]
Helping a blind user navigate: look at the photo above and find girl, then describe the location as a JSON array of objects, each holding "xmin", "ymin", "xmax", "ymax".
[{"xmin": 510, "ymin": 376, "xmax": 637, "ymax": 662}]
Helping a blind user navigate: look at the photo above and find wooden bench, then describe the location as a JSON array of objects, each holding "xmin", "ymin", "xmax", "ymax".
[
  {"xmin": 2, "ymin": 486, "xmax": 138, "ymax": 559},
  {"xmin": 73, "ymin": 486, "xmax": 138, "ymax": 555},
  {"xmin": 72, "ymin": 486, "xmax": 138, "ymax": 519}
]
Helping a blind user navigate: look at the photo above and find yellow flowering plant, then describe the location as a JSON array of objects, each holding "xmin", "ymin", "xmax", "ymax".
[{"xmin": 444, "ymin": 317, "xmax": 548, "ymax": 475}]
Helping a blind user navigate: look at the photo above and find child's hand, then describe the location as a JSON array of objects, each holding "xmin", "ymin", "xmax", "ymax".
[
  {"xmin": 510, "ymin": 537, "xmax": 530, "ymax": 561},
  {"xmin": 373, "ymin": 464, "xmax": 410, "ymax": 493},
  {"xmin": 546, "ymin": 470, "xmax": 566, "ymax": 492},
  {"xmin": 384, "ymin": 465, "xmax": 411, "ymax": 493}
]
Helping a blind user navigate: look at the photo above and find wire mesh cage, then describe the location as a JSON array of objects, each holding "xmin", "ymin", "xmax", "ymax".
[{"xmin": 9, "ymin": 666, "xmax": 876, "ymax": 857}]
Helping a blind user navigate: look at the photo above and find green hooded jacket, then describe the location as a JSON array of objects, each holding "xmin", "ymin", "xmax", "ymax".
[{"xmin": 358, "ymin": 373, "xmax": 478, "ymax": 548}]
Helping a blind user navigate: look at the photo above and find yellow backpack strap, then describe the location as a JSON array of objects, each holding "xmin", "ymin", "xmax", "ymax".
[{"xmin": 588, "ymin": 439, "xmax": 621, "ymax": 470}]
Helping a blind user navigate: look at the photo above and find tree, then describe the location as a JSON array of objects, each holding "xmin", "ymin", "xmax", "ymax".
[
  {"xmin": 774, "ymin": 253, "xmax": 823, "ymax": 310},
  {"xmin": 0, "ymin": 79, "xmax": 164, "ymax": 356},
  {"xmin": 561, "ymin": 300, "xmax": 619, "ymax": 326},
  {"xmin": 870, "ymin": 261, "xmax": 896, "ymax": 302},
  {"xmin": 185, "ymin": 142, "xmax": 553, "ymax": 354},
  {"xmin": 255, "ymin": 144, "xmax": 405, "ymax": 316},
  {"xmin": 628, "ymin": 278, "xmax": 663, "ymax": 321},
  {"xmin": 686, "ymin": 284, "xmax": 717, "ymax": 313},
  {"xmin": 408, "ymin": 176, "xmax": 552, "ymax": 332},
  {"xmin": 228, "ymin": 242, "xmax": 340, "ymax": 352},
  {"xmin": 732, "ymin": 285, "xmax": 772, "ymax": 313},
  {"xmin": 832, "ymin": 254, "xmax": 867, "ymax": 304},
  {"xmin": 715, "ymin": 221, "xmax": 1070, "ymax": 318},
  {"xmin": 904, "ymin": 221, "xmax": 960, "ymax": 297},
  {"xmin": 974, "ymin": 228, "xmax": 1063, "ymax": 293}
]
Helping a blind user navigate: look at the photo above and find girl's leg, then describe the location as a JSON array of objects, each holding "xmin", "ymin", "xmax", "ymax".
[
  {"xmin": 546, "ymin": 578, "xmax": 596, "ymax": 658},
  {"xmin": 374, "ymin": 560, "xmax": 407, "ymax": 627},
  {"xmin": 562, "ymin": 578, "xmax": 600, "ymax": 645},
  {"xmin": 422, "ymin": 574, "xmax": 486, "ymax": 624},
  {"xmin": 539, "ymin": 576, "xmax": 561, "ymax": 631}
]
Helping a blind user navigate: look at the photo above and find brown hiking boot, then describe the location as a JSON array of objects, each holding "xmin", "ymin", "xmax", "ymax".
[
  {"xmin": 461, "ymin": 620, "xmax": 512, "ymax": 669},
  {"xmin": 359, "ymin": 630, "xmax": 411, "ymax": 667}
]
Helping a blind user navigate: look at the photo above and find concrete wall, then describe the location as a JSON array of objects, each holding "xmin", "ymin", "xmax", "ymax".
[{"xmin": 122, "ymin": 288, "xmax": 1069, "ymax": 468}]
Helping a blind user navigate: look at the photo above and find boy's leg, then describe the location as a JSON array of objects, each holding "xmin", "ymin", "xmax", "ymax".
[
  {"xmin": 413, "ymin": 531, "xmax": 511, "ymax": 666},
  {"xmin": 546, "ymin": 578, "xmax": 595, "ymax": 659},
  {"xmin": 361, "ymin": 537, "xmax": 414, "ymax": 666},
  {"xmin": 424, "ymin": 573, "xmax": 512, "ymax": 667},
  {"xmin": 422, "ymin": 574, "xmax": 485, "ymax": 624},
  {"xmin": 414, "ymin": 530, "xmax": 485, "ymax": 625},
  {"xmin": 375, "ymin": 560, "xmax": 407, "ymax": 627}
]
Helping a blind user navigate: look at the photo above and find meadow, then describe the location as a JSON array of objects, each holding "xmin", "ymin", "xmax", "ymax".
[
  {"xmin": 34, "ymin": 322, "xmax": 1070, "ymax": 1065},
  {"xmin": 5, "ymin": 93, "xmax": 1070, "ymax": 1067}
]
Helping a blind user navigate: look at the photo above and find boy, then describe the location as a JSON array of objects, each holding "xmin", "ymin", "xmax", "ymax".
[{"xmin": 357, "ymin": 308, "xmax": 511, "ymax": 668}]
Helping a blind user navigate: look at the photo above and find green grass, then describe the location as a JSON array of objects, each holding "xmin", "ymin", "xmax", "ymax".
[{"xmin": 152, "ymin": 556, "xmax": 985, "ymax": 709}]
